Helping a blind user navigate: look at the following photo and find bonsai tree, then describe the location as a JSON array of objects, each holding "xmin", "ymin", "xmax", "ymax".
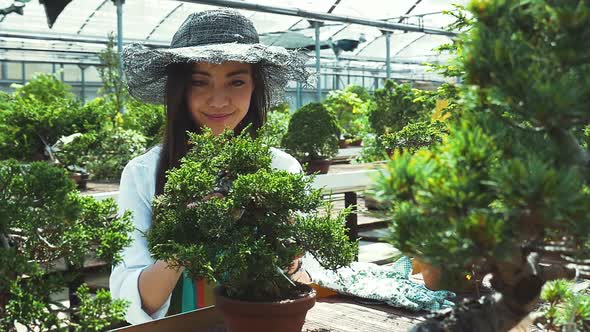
[
  {"xmin": 281, "ymin": 102, "xmax": 340, "ymax": 172},
  {"xmin": 0, "ymin": 159, "xmax": 133, "ymax": 331},
  {"xmin": 367, "ymin": 81, "xmax": 426, "ymax": 137},
  {"xmin": 322, "ymin": 87, "xmax": 370, "ymax": 142},
  {"xmin": 374, "ymin": 0, "xmax": 590, "ymax": 331},
  {"xmin": 147, "ymin": 128, "xmax": 357, "ymax": 302}
]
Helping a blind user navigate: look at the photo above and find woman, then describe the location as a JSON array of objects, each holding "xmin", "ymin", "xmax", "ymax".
[{"xmin": 109, "ymin": 9, "xmax": 311, "ymax": 325}]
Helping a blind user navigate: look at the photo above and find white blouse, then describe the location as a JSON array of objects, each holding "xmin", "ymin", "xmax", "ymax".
[{"xmin": 109, "ymin": 145, "xmax": 302, "ymax": 324}]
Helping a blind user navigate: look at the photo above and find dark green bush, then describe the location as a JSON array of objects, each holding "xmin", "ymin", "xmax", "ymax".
[
  {"xmin": 281, "ymin": 102, "xmax": 340, "ymax": 162},
  {"xmin": 0, "ymin": 159, "xmax": 133, "ymax": 330},
  {"xmin": 381, "ymin": 120, "xmax": 448, "ymax": 153},
  {"xmin": 367, "ymin": 81, "xmax": 426, "ymax": 136},
  {"xmin": 121, "ymin": 97, "xmax": 165, "ymax": 147},
  {"xmin": 148, "ymin": 129, "xmax": 357, "ymax": 301},
  {"xmin": 323, "ymin": 89, "xmax": 369, "ymax": 140},
  {"xmin": 55, "ymin": 125, "xmax": 147, "ymax": 181}
]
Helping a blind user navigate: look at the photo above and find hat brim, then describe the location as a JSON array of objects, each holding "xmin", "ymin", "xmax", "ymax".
[{"xmin": 122, "ymin": 42, "xmax": 311, "ymax": 105}]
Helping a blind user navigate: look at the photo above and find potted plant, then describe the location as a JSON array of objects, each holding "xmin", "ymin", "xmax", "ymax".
[
  {"xmin": 147, "ymin": 129, "xmax": 358, "ymax": 332},
  {"xmin": 282, "ymin": 102, "xmax": 340, "ymax": 174},
  {"xmin": 323, "ymin": 87, "xmax": 370, "ymax": 148},
  {"xmin": 374, "ymin": 1, "xmax": 590, "ymax": 330},
  {"xmin": 0, "ymin": 159, "xmax": 133, "ymax": 331}
]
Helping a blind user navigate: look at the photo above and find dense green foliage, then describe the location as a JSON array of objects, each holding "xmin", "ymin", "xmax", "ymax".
[
  {"xmin": 282, "ymin": 102, "xmax": 340, "ymax": 162},
  {"xmin": 323, "ymin": 85, "xmax": 371, "ymax": 140},
  {"xmin": 0, "ymin": 159, "xmax": 133, "ymax": 330},
  {"xmin": 258, "ymin": 102, "xmax": 291, "ymax": 148},
  {"xmin": 121, "ymin": 97, "xmax": 165, "ymax": 147},
  {"xmin": 374, "ymin": 1, "xmax": 590, "ymax": 325},
  {"xmin": 55, "ymin": 125, "xmax": 147, "ymax": 181},
  {"xmin": 0, "ymin": 74, "xmax": 82, "ymax": 160},
  {"xmin": 367, "ymin": 81, "xmax": 427, "ymax": 137},
  {"xmin": 98, "ymin": 32, "xmax": 128, "ymax": 113},
  {"xmin": 148, "ymin": 129, "xmax": 357, "ymax": 301},
  {"xmin": 381, "ymin": 120, "xmax": 448, "ymax": 154},
  {"xmin": 539, "ymin": 280, "xmax": 590, "ymax": 331}
]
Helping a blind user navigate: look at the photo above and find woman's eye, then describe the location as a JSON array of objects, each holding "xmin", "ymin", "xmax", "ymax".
[
  {"xmin": 191, "ymin": 80, "xmax": 208, "ymax": 87},
  {"xmin": 231, "ymin": 80, "xmax": 245, "ymax": 87}
]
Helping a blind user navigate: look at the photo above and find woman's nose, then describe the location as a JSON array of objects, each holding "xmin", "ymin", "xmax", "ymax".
[{"xmin": 207, "ymin": 88, "xmax": 230, "ymax": 108}]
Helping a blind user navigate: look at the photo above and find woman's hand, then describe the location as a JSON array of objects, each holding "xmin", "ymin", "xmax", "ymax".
[{"xmin": 286, "ymin": 256, "xmax": 312, "ymax": 284}]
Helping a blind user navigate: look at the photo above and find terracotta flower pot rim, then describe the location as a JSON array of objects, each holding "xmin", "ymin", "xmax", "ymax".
[{"xmin": 214, "ymin": 284, "xmax": 317, "ymax": 315}]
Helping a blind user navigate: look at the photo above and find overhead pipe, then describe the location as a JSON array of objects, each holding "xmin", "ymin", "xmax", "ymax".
[{"xmin": 180, "ymin": 0, "xmax": 457, "ymax": 36}]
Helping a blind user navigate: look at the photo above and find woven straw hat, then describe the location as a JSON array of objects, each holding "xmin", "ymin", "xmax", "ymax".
[{"xmin": 122, "ymin": 9, "xmax": 311, "ymax": 105}]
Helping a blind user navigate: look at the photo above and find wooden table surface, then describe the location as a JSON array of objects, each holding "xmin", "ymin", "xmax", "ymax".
[{"xmin": 110, "ymin": 295, "xmax": 427, "ymax": 332}]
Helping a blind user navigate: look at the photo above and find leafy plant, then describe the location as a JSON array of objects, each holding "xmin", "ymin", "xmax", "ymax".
[
  {"xmin": 375, "ymin": 1, "xmax": 590, "ymax": 331},
  {"xmin": 367, "ymin": 81, "xmax": 426, "ymax": 137},
  {"xmin": 0, "ymin": 94, "xmax": 81, "ymax": 161},
  {"xmin": 281, "ymin": 102, "xmax": 340, "ymax": 162},
  {"xmin": 147, "ymin": 129, "xmax": 357, "ymax": 301},
  {"xmin": 381, "ymin": 120, "xmax": 448, "ymax": 154},
  {"xmin": 0, "ymin": 159, "xmax": 133, "ymax": 331},
  {"xmin": 323, "ymin": 88, "xmax": 370, "ymax": 140},
  {"xmin": 257, "ymin": 102, "xmax": 291, "ymax": 148},
  {"xmin": 121, "ymin": 97, "xmax": 165, "ymax": 147},
  {"xmin": 539, "ymin": 280, "xmax": 590, "ymax": 331},
  {"xmin": 55, "ymin": 125, "xmax": 147, "ymax": 181}
]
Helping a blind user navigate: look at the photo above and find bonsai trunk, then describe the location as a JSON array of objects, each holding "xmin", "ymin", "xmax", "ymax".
[{"xmin": 411, "ymin": 253, "xmax": 575, "ymax": 332}]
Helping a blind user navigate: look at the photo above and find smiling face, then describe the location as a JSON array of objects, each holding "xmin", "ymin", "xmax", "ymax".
[{"xmin": 187, "ymin": 61, "xmax": 255, "ymax": 136}]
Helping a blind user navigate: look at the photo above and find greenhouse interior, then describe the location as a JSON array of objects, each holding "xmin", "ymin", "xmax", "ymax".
[{"xmin": 1, "ymin": 0, "xmax": 589, "ymax": 331}]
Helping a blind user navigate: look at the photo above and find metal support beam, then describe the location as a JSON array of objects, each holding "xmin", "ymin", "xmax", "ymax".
[
  {"xmin": 1, "ymin": 62, "xmax": 6, "ymax": 80},
  {"xmin": 179, "ymin": 0, "xmax": 456, "ymax": 36},
  {"xmin": 115, "ymin": 0, "xmax": 124, "ymax": 79},
  {"xmin": 296, "ymin": 82, "xmax": 302, "ymax": 109},
  {"xmin": 385, "ymin": 31, "xmax": 391, "ymax": 80},
  {"xmin": 314, "ymin": 20, "xmax": 321, "ymax": 101},
  {"xmin": 79, "ymin": 64, "xmax": 88, "ymax": 103},
  {"xmin": 21, "ymin": 61, "xmax": 25, "ymax": 83}
]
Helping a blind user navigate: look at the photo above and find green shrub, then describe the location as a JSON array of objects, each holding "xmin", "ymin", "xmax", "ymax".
[
  {"xmin": 13, "ymin": 73, "xmax": 76, "ymax": 105},
  {"xmin": 344, "ymin": 84, "xmax": 372, "ymax": 103},
  {"xmin": 381, "ymin": 120, "xmax": 448, "ymax": 153},
  {"xmin": 75, "ymin": 97, "xmax": 119, "ymax": 133},
  {"xmin": 281, "ymin": 102, "xmax": 340, "ymax": 162},
  {"xmin": 323, "ymin": 89, "xmax": 369, "ymax": 140},
  {"xmin": 0, "ymin": 96, "xmax": 81, "ymax": 160},
  {"xmin": 147, "ymin": 129, "xmax": 357, "ymax": 301},
  {"xmin": 0, "ymin": 159, "xmax": 133, "ymax": 330},
  {"xmin": 367, "ymin": 80, "xmax": 426, "ymax": 136},
  {"xmin": 258, "ymin": 102, "xmax": 291, "ymax": 148},
  {"xmin": 55, "ymin": 125, "xmax": 147, "ymax": 181},
  {"xmin": 122, "ymin": 97, "xmax": 165, "ymax": 146}
]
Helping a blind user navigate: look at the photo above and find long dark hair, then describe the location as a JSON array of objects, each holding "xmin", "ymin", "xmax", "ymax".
[{"xmin": 155, "ymin": 62, "xmax": 270, "ymax": 196}]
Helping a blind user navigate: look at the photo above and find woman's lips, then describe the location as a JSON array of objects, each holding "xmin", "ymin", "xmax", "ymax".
[{"xmin": 203, "ymin": 112, "xmax": 233, "ymax": 122}]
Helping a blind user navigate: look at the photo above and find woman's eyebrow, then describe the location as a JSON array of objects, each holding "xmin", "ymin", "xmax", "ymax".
[{"xmin": 226, "ymin": 69, "xmax": 250, "ymax": 77}]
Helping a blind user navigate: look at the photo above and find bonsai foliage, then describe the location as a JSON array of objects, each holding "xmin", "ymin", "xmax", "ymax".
[
  {"xmin": 0, "ymin": 159, "xmax": 133, "ymax": 331},
  {"xmin": 0, "ymin": 74, "xmax": 82, "ymax": 160},
  {"xmin": 258, "ymin": 101, "xmax": 291, "ymax": 148},
  {"xmin": 538, "ymin": 280, "xmax": 590, "ymax": 330},
  {"xmin": 282, "ymin": 102, "xmax": 340, "ymax": 162},
  {"xmin": 121, "ymin": 97, "xmax": 165, "ymax": 147},
  {"xmin": 367, "ymin": 81, "xmax": 426, "ymax": 137},
  {"xmin": 147, "ymin": 129, "xmax": 357, "ymax": 301},
  {"xmin": 375, "ymin": 1, "xmax": 590, "ymax": 331},
  {"xmin": 323, "ymin": 86, "xmax": 371, "ymax": 140}
]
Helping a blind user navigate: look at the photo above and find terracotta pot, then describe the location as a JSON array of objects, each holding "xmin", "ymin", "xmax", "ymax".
[
  {"xmin": 348, "ymin": 138, "xmax": 362, "ymax": 146},
  {"xmin": 70, "ymin": 172, "xmax": 89, "ymax": 190},
  {"xmin": 338, "ymin": 139, "xmax": 349, "ymax": 149},
  {"xmin": 305, "ymin": 159, "xmax": 332, "ymax": 175},
  {"xmin": 412, "ymin": 258, "xmax": 476, "ymax": 292},
  {"xmin": 214, "ymin": 285, "xmax": 316, "ymax": 332}
]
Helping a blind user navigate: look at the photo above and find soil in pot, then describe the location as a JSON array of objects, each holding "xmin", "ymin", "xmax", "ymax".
[
  {"xmin": 305, "ymin": 159, "xmax": 332, "ymax": 175},
  {"xmin": 214, "ymin": 284, "xmax": 317, "ymax": 332}
]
